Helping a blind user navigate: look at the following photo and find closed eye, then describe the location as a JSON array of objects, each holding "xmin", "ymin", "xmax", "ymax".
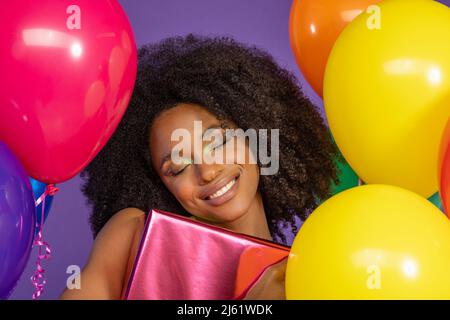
[
  {"xmin": 212, "ymin": 132, "xmax": 231, "ymax": 150},
  {"xmin": 165, "ymin": 158, "xmax": 192, "ymax": 177},
  {"xmin": 173, "ymin": 165, "xmax": 188, "ymax": 176},
  {"xmin": 167, "ymin": 164, "xmax": 189, "ymax": 177}
]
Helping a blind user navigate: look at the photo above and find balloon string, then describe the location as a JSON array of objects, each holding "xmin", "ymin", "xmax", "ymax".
[
  {"xmin": 31, "ymin": 184, "xmax": 58, "ymax": 300},
  {"xmin": 34, "ymin": 184, "xmax": 58, "ymax": 206}
]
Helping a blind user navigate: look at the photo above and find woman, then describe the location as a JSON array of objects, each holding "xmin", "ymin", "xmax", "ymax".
[{"xmin": 61, "ymin": 35, "xmax": 338, "ymax": 299}]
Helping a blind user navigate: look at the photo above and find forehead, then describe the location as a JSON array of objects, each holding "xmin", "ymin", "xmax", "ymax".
[{"xmin": 149, "ymin": 103, "xmax": 219, "ymax": 158}]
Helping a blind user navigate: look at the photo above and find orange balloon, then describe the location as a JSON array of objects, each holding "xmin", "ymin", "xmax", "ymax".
[
  {"xmin": 440, "ymin": 119, "xmax": 450, "ymax": 217},
  {"xmin": 289, "ymin": 0, "xmax": 381, "ymax": 97}
]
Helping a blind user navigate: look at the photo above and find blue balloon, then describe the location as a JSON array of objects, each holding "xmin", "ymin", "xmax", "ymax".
[
  {"xmin": 29, "ymin": 178, "xmax": 54, "ymax": 236},
  {"xmin": 0, "ymin": 142, "xmax": 35, "ymax": 299}
]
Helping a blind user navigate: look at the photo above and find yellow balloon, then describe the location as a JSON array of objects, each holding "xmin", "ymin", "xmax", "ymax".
[
  {"xmin": 286, "ymin": 184, "xmax": 450, "ymax": 299},
  {"xmin": 323, "ymin": 0, "xmax": 450, "ymax": 197}
]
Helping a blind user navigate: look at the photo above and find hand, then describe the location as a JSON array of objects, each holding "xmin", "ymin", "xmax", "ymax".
[{"xmin": 243, "ymin": 258, "xmax": 287, "ymax": 300}]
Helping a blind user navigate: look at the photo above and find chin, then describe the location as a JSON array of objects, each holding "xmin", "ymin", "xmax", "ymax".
[{"xmin": 207, "ymin": 198, "xmax": 252, "ymax": 224}]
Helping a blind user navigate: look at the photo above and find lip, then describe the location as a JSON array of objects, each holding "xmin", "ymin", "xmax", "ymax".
[{"xmin": 200, "ymin": 172, "xmax": 241, "ymax": 207}]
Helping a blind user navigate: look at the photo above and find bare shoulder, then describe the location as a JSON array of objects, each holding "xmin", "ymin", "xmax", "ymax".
[
  {"xmin": 100, "ymin": 207, "xmax": 146, "ymax": 236},
  {"xmin": 94, "ymin": 207, "xmax": 147, "ymax": 262},
  {"xmin": 60, "ymin": 208, "xmax": 147, "ymax": 299}
]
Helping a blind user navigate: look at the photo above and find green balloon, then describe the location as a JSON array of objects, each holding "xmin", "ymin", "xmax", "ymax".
[
  {"xmin": 330, "ymin": 154, "xmax": 359, "ymax": 195},
  {"xmin": 328, "ymin": 131, "xmax": 359, "ymax": 196},
  {"xmin": 429, "ymin": 192, "xmax": 444, "ymax": 212},
  {"xmin": 315, "ymin": 140, "xmax": 359, "ymax": 206}
]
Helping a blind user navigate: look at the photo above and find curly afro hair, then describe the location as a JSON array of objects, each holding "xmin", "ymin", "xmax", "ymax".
[{"xmin": 81, "ymin": 34, "xmax": 339, "ymax": 244}]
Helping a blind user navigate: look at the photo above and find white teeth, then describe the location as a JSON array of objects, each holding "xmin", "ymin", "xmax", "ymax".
[{"xmin": 208, "ymin": 179, "xmax": 236, "ymax": 200}]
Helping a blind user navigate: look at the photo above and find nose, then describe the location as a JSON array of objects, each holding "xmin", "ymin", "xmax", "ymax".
[{"xmin": 195, "ymin": 163, "xmax": 222, "ymax": 185}]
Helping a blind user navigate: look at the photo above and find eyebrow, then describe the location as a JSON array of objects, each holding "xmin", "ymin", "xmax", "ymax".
[{"xmin": 159, "ymin": 123, "xmax": 224, "ymax": 171}]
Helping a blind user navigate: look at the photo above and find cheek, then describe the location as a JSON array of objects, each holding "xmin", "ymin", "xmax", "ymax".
[
  {"xmin": 166, "ymin": 175, "xmax": 195, "ymax": 204},
  {"xmin": 227, "ymin": 137, "xmax": 260, "ymax": 189},
  {"xmin": 223, "ymin": 136, "xmax": 258, "ymax": 165},
  {"xmin": 244, "ymin": 163, "xmax": 260, "ymax": 189}
]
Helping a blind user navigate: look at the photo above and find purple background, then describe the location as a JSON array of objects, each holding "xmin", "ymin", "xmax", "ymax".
[{"xmin": 9, "ymin": 0, "xmax": 450, "ymax": 300}]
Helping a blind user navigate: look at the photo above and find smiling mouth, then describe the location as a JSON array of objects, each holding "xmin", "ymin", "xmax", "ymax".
[{"xmin": 205, "ymin": 178, "xmax": 237, "ymax": 200}]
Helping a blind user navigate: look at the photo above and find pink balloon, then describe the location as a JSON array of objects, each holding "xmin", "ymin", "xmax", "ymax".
[{"xmin": 0, "ymin": 0, "xmax": 137, "ymax": 183}]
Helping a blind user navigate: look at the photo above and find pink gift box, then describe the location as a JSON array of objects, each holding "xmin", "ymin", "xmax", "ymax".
[{"xmin": 123, "ymin": 209, "xmax": 290, "ymax": 300}]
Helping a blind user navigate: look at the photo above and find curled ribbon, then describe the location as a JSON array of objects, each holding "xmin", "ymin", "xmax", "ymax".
[{"xmin": 31, "ymin": 184, "xmax": 59, "ymax": 300}]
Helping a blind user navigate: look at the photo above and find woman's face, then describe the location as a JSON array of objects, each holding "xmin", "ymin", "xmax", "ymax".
[{"xmin": 149, "ymin": 103, "xmax": 260, "ymax": 224}]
